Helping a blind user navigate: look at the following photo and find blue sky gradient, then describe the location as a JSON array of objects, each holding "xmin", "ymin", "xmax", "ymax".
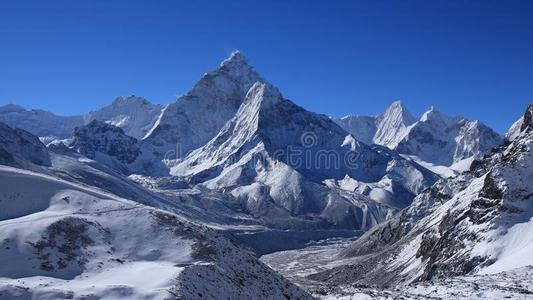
[{"xmin": 1, "ymin": 0, "xmax": 532, "ymax": 132}]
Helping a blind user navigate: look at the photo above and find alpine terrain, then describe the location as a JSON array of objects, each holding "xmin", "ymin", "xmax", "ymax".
[{"xmin": 0, "ymin": 52, "xmax": 531, "ymax": 299}]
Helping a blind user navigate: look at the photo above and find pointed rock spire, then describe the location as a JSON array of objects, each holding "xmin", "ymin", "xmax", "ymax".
[{"xmin": 373, "ymin": 100, "xmax": 416, "ymax": 147}]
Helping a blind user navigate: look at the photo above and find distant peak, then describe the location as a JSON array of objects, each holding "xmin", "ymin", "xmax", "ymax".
[{"xmin": 382, "ymin": 100, "xmax": 416, "ymax": 125}]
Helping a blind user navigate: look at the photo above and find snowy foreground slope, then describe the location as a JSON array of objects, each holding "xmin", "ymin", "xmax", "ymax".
[
  {"xmin": 0, "ymin": 166, "xmax": 311, "ymax": 299},
  {"xmin": 260, "ymin": 104, "xmax": 533, "ymax": 298}
]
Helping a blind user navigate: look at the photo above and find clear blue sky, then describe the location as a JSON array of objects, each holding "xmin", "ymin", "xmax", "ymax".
[{"xmin": 1, "ymin": 0, "xmax": 532, "ymax": 132}]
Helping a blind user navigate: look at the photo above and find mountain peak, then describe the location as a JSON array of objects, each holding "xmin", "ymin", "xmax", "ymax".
[
  {"xmin": 197, "ymin": 50, "xmax": 263, "ymax": 96},
  {"xmin": 373, "ymin": 101, "xmax": 416, "ymax": 147},
  {"xmin": 218, "ymin": 51, "xmax": 256, "ymax": 76},
  {"xmin": 220, "ymin": 50, "xmax": 248, "ymax": 66}
]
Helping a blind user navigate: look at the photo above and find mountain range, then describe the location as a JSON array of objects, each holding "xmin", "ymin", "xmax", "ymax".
[
  {"xmin": 334, "ymin": 100, "xmax": 503, "ymax": 174},
  {"xmin": 0, "ymin": 52, "xmax": 531, "ymax": 299}
]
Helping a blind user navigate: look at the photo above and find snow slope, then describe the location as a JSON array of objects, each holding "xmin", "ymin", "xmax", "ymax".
[{"xmin": 0, "ymin": 166, "xmax": 311, "ymax": 299}]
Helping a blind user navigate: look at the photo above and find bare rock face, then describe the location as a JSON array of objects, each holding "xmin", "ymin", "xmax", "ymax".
[
  {"xmin": 69, "ymin": 120, "xmax": 169, "ymax": 176},
  {"xmin": 71, "ymin": 120, "xmax": 140, "ymax": 164},
  {"xmin": 520, "ymin": 104, "xmax": 533, "ymax": 133}
]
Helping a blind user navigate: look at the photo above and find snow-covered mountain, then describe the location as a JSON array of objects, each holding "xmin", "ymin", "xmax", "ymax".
[
  {"xmin": 373, "ymin": 100, "xmax": 417, "ymax": 147},
  {"xmin": 332, "ymin": 100, "xmax": 416, "ymax": 147},
  {"xmin": 335, "ymin": 102, "xmax": 504, "ymax": 171},
  {"xmin": 396, "ymin": 106, "xmax": 503, "ymax": 167},
  {"xmin": 0, "ymin": 96, "xmax": 163, "ymax": 141},
  {"xmin": 307, "ymin": 103, "xmax": 533, "ymax": 289},
  {"xmin": 171, "ymin": 81, "xmax": 437, "ymax": 232},
  {"xmin": 0, "ymin": 104, "xmax": 84, "ymax": 140},
  {"xmin": 84, "ymin": 95, "xmax": 164, "ymax": 139},
  {"xmin": 1, "ymin": 50, "xmax": 528, "ymax": 298},
  {"xmin": 143, "ymin": 51, "xmax": 263, "ymax": 159},
  {"xmin": 68, "ymin": 120, "xmax": 168, "ymax": 176}
]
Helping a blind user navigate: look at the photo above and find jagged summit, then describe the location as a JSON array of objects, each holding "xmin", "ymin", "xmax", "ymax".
[
  {"xmin": 220, "ymin": 50, "xmax": 249, "ymax": 67},
  {"xmin": 373, "ymin": 100, "xmax": 416, "ymax": 147}
]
